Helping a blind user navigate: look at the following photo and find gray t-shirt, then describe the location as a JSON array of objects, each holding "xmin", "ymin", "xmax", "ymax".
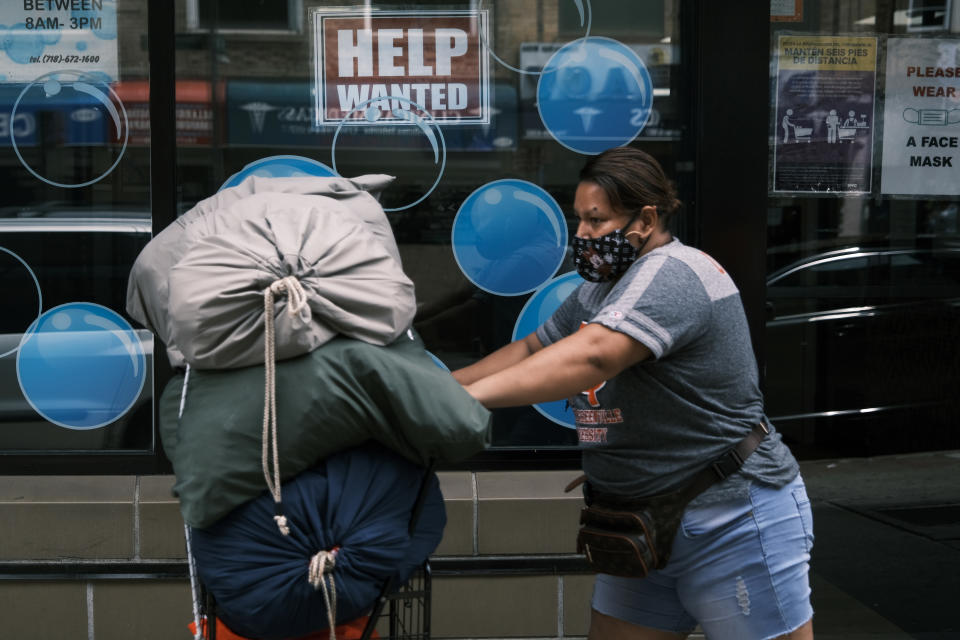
[{"xmin": 537, "ymin": 238, "xmax": 798, "ymax": 505}]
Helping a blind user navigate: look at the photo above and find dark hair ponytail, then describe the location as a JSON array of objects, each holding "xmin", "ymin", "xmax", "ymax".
[{"xmin": 579, "ymin": 147, "xmax": 681, "ymax": 226}]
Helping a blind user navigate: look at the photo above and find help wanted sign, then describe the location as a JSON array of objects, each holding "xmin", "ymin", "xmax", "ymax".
[{"xmin": 313, "ymin": 9, "xmax": 489, "ymax": 125}]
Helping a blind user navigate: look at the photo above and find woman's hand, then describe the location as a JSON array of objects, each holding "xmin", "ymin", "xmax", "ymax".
[
  {"xmin": 451, "ymin": 332, "xmax": 544, "ymax": 386},
  {"xmin": 463, "ymin": 323, "xmax": 651, "ymax": 408}
]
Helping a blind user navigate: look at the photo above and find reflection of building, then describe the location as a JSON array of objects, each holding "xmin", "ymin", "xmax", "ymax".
[
  {"xmin": 518, "ymin": 41, "xmax": 682, "ymax": 141},
  {"xmin": 0, "ymin": 83, "xmax": 115, "ymax": 148},
  {"xmin": 225, "ymin": 80, "xmax": 518, "ymax": 151},
  {"xmin": 114, "ymin": 80, "xmax": 216, "ymax": 146}
]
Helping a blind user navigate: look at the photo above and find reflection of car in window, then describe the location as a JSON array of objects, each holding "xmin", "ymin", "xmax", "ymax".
[
  {"xmin": 0, "ymin": 214, "xmax": 153, "ymax": 452},
  {"xmin": 765, "ymin": 245, "xmax": 960, "ymax": 458}
]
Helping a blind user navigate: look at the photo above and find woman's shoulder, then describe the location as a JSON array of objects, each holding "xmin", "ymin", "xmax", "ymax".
[{"xmin": 651, "ymin": 241, "xmax": 740, "ymax": 298}]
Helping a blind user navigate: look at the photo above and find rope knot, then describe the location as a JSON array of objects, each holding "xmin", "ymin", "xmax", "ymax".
[
  {"xmin": 267, "ymin": 275, "xmax": 309, "ymax": 317},
  {"xmin": 308, "ymin": 549, "xmax": 338, "ymax": 588},
  {"xmin": 273, "ymin": 514, "xmax": 290, "ymax": 537},
  {"xmin": 309, "ymin": 549, "xmax": 339, "ymax": 640}
]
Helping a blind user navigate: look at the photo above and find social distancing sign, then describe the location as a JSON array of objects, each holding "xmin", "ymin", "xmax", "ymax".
[{"xmin": 312, "ymin": 9, "xmax": 489, "ymax": 125}]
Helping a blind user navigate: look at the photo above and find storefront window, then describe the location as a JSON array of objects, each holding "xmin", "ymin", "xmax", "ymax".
[
  {"xmin": 766, "ymin": 1, "xmax": 960, "ymax": 459},
  {"xmin": 172, "ymin": 0, "xmax": 689, "ymax": 449},
  {"xmin": 0, "ymin": 1, "xmax": 154, "ymax": 455},
  {"xmin": 190, "ymin": 0, "xmax": 304, "ymax": 32}
]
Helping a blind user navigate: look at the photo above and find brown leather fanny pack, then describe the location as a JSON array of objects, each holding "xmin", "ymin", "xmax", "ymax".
[{"xmin": 566, "ymin": 423, "xmax": 769, "ymax": 578}]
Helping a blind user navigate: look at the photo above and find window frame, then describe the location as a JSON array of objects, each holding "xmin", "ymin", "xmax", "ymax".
[{"xmin": 185, "ymin": 0, "xmax": 304, "ymax": 34}]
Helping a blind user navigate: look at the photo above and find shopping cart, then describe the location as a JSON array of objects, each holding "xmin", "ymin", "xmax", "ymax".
[
  {"xmin": 187, "ymin": 461, "xmax": 436, "ymax": 640},
  {"xmin": 838, "ymin": 126, "xmax": 857, "ymax": 142},
  {"xmin": 359, "ymin": 461, "xmax": 435, "ymax": 640},
  {"xmin": 191, "ymin": 562, "xmax": 432, "ymax": 640},
  {"xmin": 793, "ymin": 126, "xmax": 813, "ymax": 142},
  {"xmin": 362, "ymin": 561, "xmax": 432, "ymax": 639}
]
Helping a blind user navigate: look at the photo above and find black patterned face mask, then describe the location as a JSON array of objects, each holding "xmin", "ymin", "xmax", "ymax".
[{"xmin": 572, "ymin": 216, "xmax": 644, "ymax": 282}]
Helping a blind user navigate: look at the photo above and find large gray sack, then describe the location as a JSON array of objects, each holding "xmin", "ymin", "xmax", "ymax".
[{"xmin": 126, "ymin": 175, "xmax": 413, "ymax": 369}]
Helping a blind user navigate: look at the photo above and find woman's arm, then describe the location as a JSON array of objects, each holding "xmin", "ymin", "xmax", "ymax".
[
  {"xmin": 464, "ymin": 323, "xmax": 652, "ymax": 408},
  {"xmin": 451, "ymin": 332, "xmax": 545, "ymax": 385}
]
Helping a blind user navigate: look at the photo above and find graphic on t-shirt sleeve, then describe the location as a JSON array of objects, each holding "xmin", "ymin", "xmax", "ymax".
[{"xmin": 577, "ymin": 320, "xmax": 607, "ymax": 407}]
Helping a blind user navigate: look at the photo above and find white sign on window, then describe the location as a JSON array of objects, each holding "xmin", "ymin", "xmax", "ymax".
[
  {"xmin": 0, "ymin": 0, "xmax": 119, "ymax": 83},
  {"xmin": 881, "ymin": 38, "xmax": 960, "ymax": 195}
]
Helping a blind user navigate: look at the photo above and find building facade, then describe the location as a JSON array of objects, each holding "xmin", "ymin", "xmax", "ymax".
[{"xmin": 1, "ymin": 1, "xmax": 958, "ymax": 638}]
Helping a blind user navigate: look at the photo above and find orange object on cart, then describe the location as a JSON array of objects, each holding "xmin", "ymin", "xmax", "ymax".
[{"xmin": 189, "ymin": 615, "xmax": 378, "ymax": 639}]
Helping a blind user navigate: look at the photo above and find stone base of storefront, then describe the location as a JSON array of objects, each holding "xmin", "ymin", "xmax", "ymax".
[{"xmin": 5, "ymin": 453, "xmax": 957, "ymax": 639}]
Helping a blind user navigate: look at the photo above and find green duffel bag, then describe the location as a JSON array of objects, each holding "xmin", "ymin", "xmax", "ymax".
[{"xmin": 160, "ymin": 331, "xmax": 491, "ymax": 529}]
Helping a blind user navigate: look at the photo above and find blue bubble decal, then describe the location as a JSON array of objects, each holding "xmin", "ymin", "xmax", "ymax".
[
  {"xmin": 0, "ymin": 246, "xmax": 42, "ymax": 359},
  {"xmin": 219, "ymin": 155, "xmax": 336, "ymax": 191},
  {"xmin": 332, "ymin": 96, "xmax": 446, "ymax": 212},
  {"xmin": 10, "ymin": 70, "xmax": 128, "ymax": 188},
  {"xmin": 451, "ymin": 180, "xmax": 567, "ymax": 296},
  {"xmin": 0, "ymin": 23, "xmax": 60, "ymax": 63},
  {"xmin": 16, "ymin": 302, "xmax": 146, "ymax": 430},
  {"xmin": 537, "ymin": 37, "xmax": 653, "ymax": 155},
  {"xmin": 0, "ymin": 24, "xmax": 44, "ymax": 63},
  {"xmin": 512, "ymin": 271, "xmax": 583, "ymax": 427}
]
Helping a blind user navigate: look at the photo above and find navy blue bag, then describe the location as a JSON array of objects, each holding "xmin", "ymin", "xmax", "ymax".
[{"xmin": 190, "ymin": 444, "xmax": 445, "ymax": 640}]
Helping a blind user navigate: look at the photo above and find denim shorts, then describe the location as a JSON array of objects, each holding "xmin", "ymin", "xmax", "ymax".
[{"xmin": 592, "ymin": 473, "xmax": 814, "ymax": 639}]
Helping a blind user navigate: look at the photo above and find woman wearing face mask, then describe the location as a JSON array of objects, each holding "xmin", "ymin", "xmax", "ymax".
[{"xmin": 452, "ymin": 147, "xmax": 814, "ymax": 640}]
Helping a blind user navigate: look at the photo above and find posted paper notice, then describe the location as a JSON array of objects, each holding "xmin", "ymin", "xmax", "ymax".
[
  {"xmin": 772, "ymin": 34, "xmax": 877, "ymax": 194},
  {"xmin": 881, "ymin": 38, "xmax": 960, "ymax": 195}
]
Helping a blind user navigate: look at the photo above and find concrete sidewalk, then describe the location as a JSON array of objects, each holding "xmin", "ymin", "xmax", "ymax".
[
  {"xmin": 472, "ymin": 451, "xmax": 960, "ymax": 639},
  {"xmin": 800, "ymin": 450, "xmax": 960, "ymax": 639}
]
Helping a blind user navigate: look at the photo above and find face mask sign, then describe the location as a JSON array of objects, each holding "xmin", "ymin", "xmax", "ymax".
[{"xmin": 572, "ymin": 214, "xmax": 645, "ymax": 282}]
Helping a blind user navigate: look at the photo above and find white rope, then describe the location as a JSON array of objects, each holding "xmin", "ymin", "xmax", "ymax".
[
  {"xmin": 308, "ymin": 549, "xmax": 339, "ymax": 640},
  {"xmin": 179, "ymin": 366, "xmax": 205, "ymax": 640},
  {"xmin": 262, "ymin": 276, "xmax": 309, "ymax": 536},
  {"xmin": 179, "ymin": 365, "xmax": 191, "ymax": 419},
  {"xmin": 185, "ymin": 522, "xmax": 205, "ymax": 640}
]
